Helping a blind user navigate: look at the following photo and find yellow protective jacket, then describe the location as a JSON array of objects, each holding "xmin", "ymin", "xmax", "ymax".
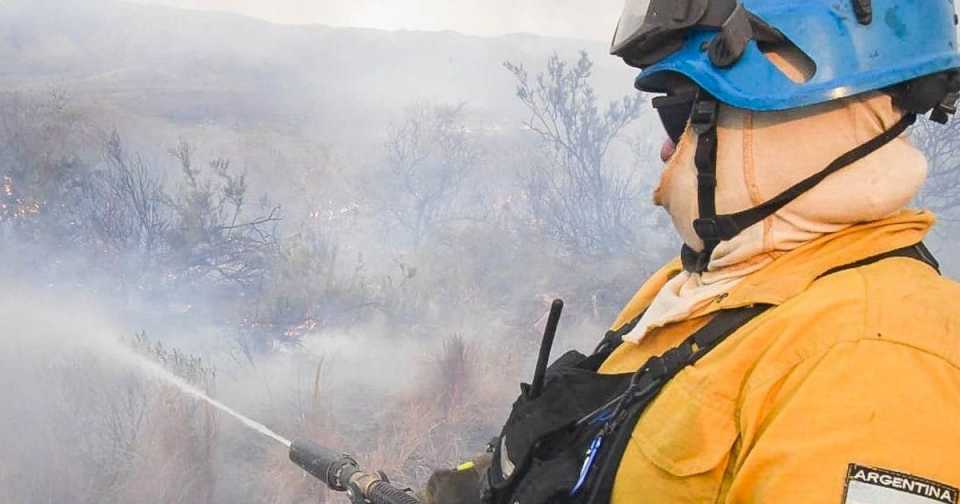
[{"xmin": 601, "ymin": 210, "xmax": 960, "ymax": 503}]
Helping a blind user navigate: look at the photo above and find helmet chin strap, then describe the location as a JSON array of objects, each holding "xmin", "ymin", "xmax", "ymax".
[
  {"xmin": 681, "ymin": 92, "xmax": 918, "ymax": 274},
  {"xmin": 686, "ymin": 95, "xmax": 721, "ymax": 274}
]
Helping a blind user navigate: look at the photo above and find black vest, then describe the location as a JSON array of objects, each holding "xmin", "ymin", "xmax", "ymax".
[{"xmin": 482, "ymin": 243, "xmax": 940, "ymax": 504}]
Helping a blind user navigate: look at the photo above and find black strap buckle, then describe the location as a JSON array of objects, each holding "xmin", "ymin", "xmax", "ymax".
[
  {"xmin": 692, "ymin": 217, "xmax": 721, "ymax": 241},
  {"xmin": 620, "ymin": 356, "xmax": 667, "ymax": 402},
  {"xmin": 690, "ymin": 99, "xmax": 718, "ymax": 134},
  {"xmin": 662, "ymin": 344, "xmax": 693, "ymax": 372},
  {"xmin": 641, "ymin": 356, "xmax": 668, "ymax": 382},
  {"xmin": 693, "ymin": 216, "xmax": 740, "ymax": 242},
  {"xmin": 681, "ymin": 244, "xmax": 707, "ymax": 273},
  {"xmin": 932, "ymin": 90, "xmax": 959, "ymax": 123}
]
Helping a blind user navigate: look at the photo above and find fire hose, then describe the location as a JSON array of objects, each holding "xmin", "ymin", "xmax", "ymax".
[{"xmin": 289, "ymin": 439, "xmax": 420, "ymax": 504}]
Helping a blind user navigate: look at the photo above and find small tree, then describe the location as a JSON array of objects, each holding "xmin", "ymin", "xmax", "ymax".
[
  {"xmin": 378, "ymin": 102, "xmax": 484, "ymax": 248},
  {"xmin": 167, "ymin": 139, "xmax": 282, "ymax": 289},
  {"xmin": 78, "ymin": 131, "xmax": 170, "ymax": 262},
  {"xmin": 505, "ymin": 52, "xmax": 644, "ymax": 256}
]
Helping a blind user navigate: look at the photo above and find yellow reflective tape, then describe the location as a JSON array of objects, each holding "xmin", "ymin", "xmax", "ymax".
[{"xmin": 456, "ymin": 461, "xmax": 476, "ymax": 472}]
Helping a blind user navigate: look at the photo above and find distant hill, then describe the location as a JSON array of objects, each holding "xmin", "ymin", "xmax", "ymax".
[{"xmin": 0, "ymin": 0, "xmax": 640, "ymax": 135}]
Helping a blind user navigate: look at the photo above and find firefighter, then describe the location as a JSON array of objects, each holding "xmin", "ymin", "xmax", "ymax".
[{"xmin": 427, "ymin": 1, "xmax": 960, "ymax": 502}]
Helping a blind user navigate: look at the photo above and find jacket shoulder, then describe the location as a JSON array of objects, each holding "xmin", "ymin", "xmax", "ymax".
[
  {"xmin": 845, "ymin": 256, "xmax": 960, "ymax": 366},
  {"xmin": 731, "ymin": 259, "xmax": 960, "ymax": 496},
  {"xmin": 740, "ymin": 257, "xmax": 960, "ymax": 392}
]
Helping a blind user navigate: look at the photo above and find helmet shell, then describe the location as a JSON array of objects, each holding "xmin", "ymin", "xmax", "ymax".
[{"xmin": 635, "ymin": 0, "xmax": 960, "ymax": 110}]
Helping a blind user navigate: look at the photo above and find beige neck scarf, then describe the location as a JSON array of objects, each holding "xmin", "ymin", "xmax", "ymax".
[{"xmin": 626, "ymin": 92, "xmax": 928, "ymax": 344}]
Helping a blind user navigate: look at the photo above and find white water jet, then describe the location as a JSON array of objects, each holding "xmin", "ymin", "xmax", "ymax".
[
  {"xmin": 104, "ymin": 339, "xmax": 292, "ymax": 448},
  {"xmin": 0, "ymin": 287, "xmax": 291, "ymax": 448}
]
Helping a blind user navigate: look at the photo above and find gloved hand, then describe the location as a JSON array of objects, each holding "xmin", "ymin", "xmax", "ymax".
[{"xmin": 419, "ymin": 453, "xmax": 492, "ymax": 504}]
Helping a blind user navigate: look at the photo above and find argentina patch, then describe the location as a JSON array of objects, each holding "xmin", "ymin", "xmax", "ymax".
[{"xmin": 843, "ymin": 464, "xmax": 958, "ymax": 504}]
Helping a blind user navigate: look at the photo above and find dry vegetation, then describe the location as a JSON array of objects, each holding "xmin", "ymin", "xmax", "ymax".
[
  {"xmin": 0, "ymin": 52, "xmax": 663, "ymax": 504},
  {"xmin": 3, "ymin": 48, "xmax": 958, "ymax": 504}
]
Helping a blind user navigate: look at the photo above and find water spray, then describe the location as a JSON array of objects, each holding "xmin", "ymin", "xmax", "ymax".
[
  {"xmin": 107, "ymin": 339, "xmax": 418, "ymax": 503},
  {"xmin": 106, "ymin": 340, "xmax": 292, "ymax": 447}
]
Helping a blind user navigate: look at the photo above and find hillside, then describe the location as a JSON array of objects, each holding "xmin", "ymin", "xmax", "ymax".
[{"xmin": 0, "ymin": 0, "xmax": 639, "ymax": 135}]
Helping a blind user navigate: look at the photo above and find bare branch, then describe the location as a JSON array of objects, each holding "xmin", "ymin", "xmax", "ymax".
[{"xmin": 504, "ymin": 52, "xmax": 645, "ymax": 255}]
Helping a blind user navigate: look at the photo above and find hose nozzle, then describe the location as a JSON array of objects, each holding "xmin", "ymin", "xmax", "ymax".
[
  {"xmin": 288, "ymin": 439, "xmax": 420, "ymax": 504},
  {"xmin": 289, "ymin": 439, "xmax": 357, "ymax": 491}
]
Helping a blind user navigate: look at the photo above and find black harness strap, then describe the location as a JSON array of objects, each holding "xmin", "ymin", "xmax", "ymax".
[
  {"xmin": 592, "ymin": 242, "xmax": 941, "ymax": 503},
  {"xmin": 585, "ymin": 242, "xmax": 942, "ymax": 504},
  {"xmin": 591, "ymin": 313, "xmax": 646, "ymax": 359},
  {"xmin": 581, "ymin": 304, "xmax": 770, "ymax": 503},
  {"xmin": 683, "ymin": 100, "xmax": 919, "ymax": 273},
  {"xmin": 486, "ymin": 243, "xmax": 940, "ymax": 504},
  {"xmin": 690, "ymin": 95, "xmax": 721, "ymax": 273},
  {"xmin": 819, "ymin": 241, "xmax": 940, "ymax": 278},
  {"xmin": 699, "ymin": 113, "xmax": 917, "ymax": 245}
]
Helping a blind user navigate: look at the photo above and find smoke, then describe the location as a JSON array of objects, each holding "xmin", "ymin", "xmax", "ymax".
[
  {"xmin": 2, "ymin": 2, "xmax": 959, "ymax": 504},
  {"xmin": 0, "ymin": 276, "xmax": 543, "ymax": 503},
  {"xmin": 0, "ymin": 285, "xmax": 121, "ymax": 362},
  {"xmin": 0, "ymin": 1, "xmax": 671, "ymax": 502},
  {"xmin": 124, "ymin": 0, "xmax": 625, "ymax": 41},
  {"xmin": 0, "ymin": 282, "xmax": 363, "ymax": 501}
]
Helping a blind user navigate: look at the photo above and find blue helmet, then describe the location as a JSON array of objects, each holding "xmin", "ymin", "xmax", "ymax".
[
  {"xmin": 611, "ymin": 0, "xmax": 960, "ymax": 274},
  {"xmin": 612, "ymin": 0, "xmax": 960, "ymax": 112}
]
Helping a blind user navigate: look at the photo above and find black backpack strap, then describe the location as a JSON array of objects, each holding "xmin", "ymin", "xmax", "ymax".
[
  {"xmin": 819, "ymin": 242, "xmax": 940, "ymax": 278},
  {"xmin": 587, "ymin": 312, "xmax": 646, "ymax": 368},
  {"xmin": 581, "ymin": 242, "xmax": 940, "ymax": 503},
  {"xmin": 581, "ymin": 304, "xmax": 772, "ymax": 503}
]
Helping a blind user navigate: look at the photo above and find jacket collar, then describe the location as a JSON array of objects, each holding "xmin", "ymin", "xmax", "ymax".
[{"xmin": 612, "ymin": 210, "xmax": 936, "ymax": 331}]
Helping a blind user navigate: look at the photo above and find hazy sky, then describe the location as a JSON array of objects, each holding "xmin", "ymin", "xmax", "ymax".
[{"xmin": 127, "ymin": 0, "xmax": 624, "ymax": 41}]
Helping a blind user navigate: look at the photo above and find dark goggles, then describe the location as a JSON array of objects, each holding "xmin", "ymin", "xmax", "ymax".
[
  {"xmin": 655, "ymin": 96, "xmax": 695, "ymax": 144},
  {"xmin": 611, "ymin": 0, "xmax": 772, "ymax": 69},
  {"xmin": 651, "ymin": 76, "xmax": 700, "ymax": 143}
]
